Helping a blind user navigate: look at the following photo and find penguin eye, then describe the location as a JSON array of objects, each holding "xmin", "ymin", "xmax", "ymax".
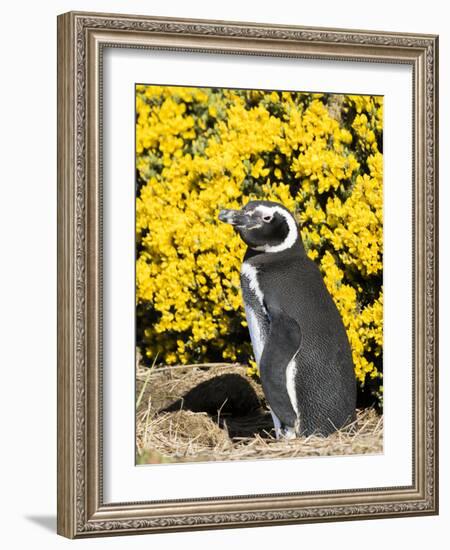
[{"xmin": 263, "ymin": 214, "xmax": 273, "ymax": 223}]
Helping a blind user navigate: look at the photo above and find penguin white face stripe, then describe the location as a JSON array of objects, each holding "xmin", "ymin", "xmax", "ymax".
[
  {"xmin": 252, "ymin": 206, "xmax": 299, "ymax": 253},
  {"xmin": 241, "ymin": 263, "xmax": 265, "ymax": 309}
]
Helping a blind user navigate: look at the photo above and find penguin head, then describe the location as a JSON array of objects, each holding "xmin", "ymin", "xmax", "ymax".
[{"xmin": 218, "ymin": 200, "xmax": 300, "ymax": 253}]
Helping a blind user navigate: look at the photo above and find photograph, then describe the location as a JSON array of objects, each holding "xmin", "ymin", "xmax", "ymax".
[
  {"xmin": 135, "ymin": 84, "xmax": 384, "ymax": 465},
  {"xmin": 56, "ymin": 10, "xmax": 438, "ymax": 537},
  {"xmin": 0, "ymin": 0, "xmax": 444, "ymax": 545}
]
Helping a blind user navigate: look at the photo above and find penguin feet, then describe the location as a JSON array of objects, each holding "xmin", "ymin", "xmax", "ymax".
[
  {"xmin": 274, "ymin": 425, "xmax": 296, "ymax": 439},
  {"xmin": 280, "ymin": 426, "xmax": 296, "ymax": 439},
  {"xmin": 269, "ymin": 409, "xmax": 282, "ymax": 438},
  {"xmin": 269, "ymin": 409, "xmax": 298, "ymax": 439}
]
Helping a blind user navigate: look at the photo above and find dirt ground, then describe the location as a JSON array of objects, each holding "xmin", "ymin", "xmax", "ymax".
[{"xmin": 136, "ymin": 362, "xmax": 383, "ymax": 465}]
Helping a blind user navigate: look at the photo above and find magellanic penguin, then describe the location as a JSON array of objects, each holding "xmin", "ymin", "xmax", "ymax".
[{"xmin": 218, "ymin": 200, "xmax": 356, "ymax": 438}]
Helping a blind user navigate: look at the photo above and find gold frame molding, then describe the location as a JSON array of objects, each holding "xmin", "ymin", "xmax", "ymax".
[{"xmin": 57, "ymin": 11, "xmax": 439, "ymax": 538}]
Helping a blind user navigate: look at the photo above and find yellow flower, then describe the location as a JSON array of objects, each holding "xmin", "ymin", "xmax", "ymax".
[{"xmin": 136, "ymin": 84, "xmax": 384, "ymax": 402}]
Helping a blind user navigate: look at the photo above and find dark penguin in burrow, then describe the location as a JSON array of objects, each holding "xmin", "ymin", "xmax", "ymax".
[{"xmin": 218, "ymin": 200, "xmax": 356, "ymax": 438}]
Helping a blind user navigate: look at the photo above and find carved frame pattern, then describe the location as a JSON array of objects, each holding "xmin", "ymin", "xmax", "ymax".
[{"xmin": 57, "ymin": 11, "xmax": 438, "ymax": 538}]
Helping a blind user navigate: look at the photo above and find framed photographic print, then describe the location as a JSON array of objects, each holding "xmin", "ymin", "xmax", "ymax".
[{"xmin": 57, "ymin": 11, "xmax": 439, "ymax": 538}]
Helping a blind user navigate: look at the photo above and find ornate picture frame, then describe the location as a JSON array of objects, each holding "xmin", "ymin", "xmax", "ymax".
[{"xmin": 57, "ymin": 11, "xmax": 438, "ymax": 538}]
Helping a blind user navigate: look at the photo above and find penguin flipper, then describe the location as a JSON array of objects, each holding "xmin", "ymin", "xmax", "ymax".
[{"xmin": 259, "ymin": 309, "xmax": 302, "ymax": 431}]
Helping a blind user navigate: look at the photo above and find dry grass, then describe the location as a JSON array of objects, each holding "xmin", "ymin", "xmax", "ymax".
[{"xmin": 136, "ymin": 363, "xmax": 383, "ymax": 465}]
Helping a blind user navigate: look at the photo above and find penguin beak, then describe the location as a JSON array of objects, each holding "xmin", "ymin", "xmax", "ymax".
[{"xmin": 218, "ymin": 209, "xmax": 252, "ymax": 228}]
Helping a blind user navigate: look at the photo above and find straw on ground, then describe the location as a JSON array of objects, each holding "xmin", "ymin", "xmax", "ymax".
[{"xmin": 136, "ymin": 363, "xmax": 383, "ymax": 465}]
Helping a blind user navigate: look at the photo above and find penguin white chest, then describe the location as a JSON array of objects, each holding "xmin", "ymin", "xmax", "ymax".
[{"xmin": 240, "ymin": 263, "xmax": 269, "ymax": 365}]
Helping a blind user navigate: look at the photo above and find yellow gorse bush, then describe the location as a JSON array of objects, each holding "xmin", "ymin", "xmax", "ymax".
[{"xmin": 136, "ymin": 85, "xmax": 383, "ymax": 404}]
